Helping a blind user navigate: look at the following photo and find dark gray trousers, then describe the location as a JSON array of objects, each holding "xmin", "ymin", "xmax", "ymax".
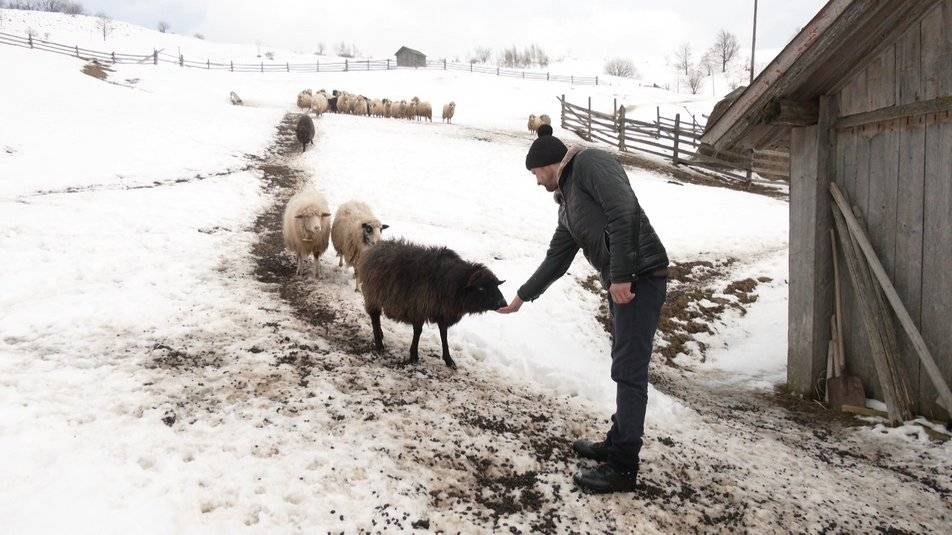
[{"xmin": 605, "ymin": 275, "xmax": 667, "ymax": 471}]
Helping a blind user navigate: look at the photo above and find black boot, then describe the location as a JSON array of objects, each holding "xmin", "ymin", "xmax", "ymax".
[
  {"xmin": 573, "ymin": 463, "xmax": 639, "ymax": 493},
  {"xmin": 572, "ymin": 439, "xmax": 610, "ymax": 462}
]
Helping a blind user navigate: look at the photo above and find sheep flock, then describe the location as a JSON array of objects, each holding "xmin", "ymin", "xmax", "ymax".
[{"xmin": 294, "ymin": 88, "xmax": 454, "ymax": 123}]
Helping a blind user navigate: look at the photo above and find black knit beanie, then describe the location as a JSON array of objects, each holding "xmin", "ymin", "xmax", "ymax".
[
  {"xmin": 525, "ymin": 129, "xmax": 567, "ymax": 170},
  {"xmin": 536, "ymin": 124, "xmax": 553, "ymax": 137}
]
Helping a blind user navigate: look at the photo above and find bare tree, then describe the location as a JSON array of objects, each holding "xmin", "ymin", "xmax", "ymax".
[
  {"xmin": 713, "ymin": 29, "xmax": 740, "ymax": 72},
  {"xmin": 470, "ymin": 46, "xmax": 491, "ymax": 64},
  {"xmin": 95, "ymin": 11, "xmax": 112, "ymax": 41},
  {"xmin": 61, "ymin": 1, "xmax": 83, "ymax": 14},
  {"xmin": 157, "ymin": 21, "xmax": 170, "ymax": 33},
  {"xmin": 700, "ymin": 49, "xmax": 716, "ymax": 77},
  {"xmin": 604, "ymin": 57, "xmax": 638, "ymax": 78},
  {"xmin": 687, "ymin": 67, "xmax": 705, "ymax": 94},
  {"xmin": 674, "ymin": 42, "xmax": 693, "ymax": 76}
]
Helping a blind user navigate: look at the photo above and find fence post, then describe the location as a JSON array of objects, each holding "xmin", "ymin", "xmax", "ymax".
[
  {"xmin": 317, "ymin": 60, "xmax": 320, "ymax": 72},
  {"xmin": 673, "ymin": 113, "xmax": 681, "ymax": 166},
  {"xmin": 28, "ymin": 35, "xmax": 33, "ymax": 48},
  {"xmin": 613, "ymin": 98, "xmax": 617, "ymax": 122},
  {"xmin": 571, "ymin": 75, "xmax": 574, "ymax": 85},
  {"xmin": 596, "ymin": 75, "xmax": 599, "ymax": 86},
  {"xmin": 179, "ymin": 54, "xmax": 183, "ymax": 67},
  {"xmin": 443, "ymin": 59, "xmax": 447, "ymax": 70},
  {"xmin": 366, "ymin": 59, "xmax": 369, "ymax": 70},
  {"xmin": 656, "ymin": 106, "xmax": 661, "ymax": 138},
  {"xmin": 153, "ymin": 49, "xmax": 157, "ymax": 65},
  {"xmin": 208, "ymin": 59, "xmax": 211, "ymax": 70},
  {"xmin": 587, "ymin": 96, "xmax": 592, "ymax": 141},
  {"xmin": 260, "ymin": 61, "xmax": 263, "ymax": 73},
  {"xmin": 559, "ymin": 93, "xmax": 565, "ymax": 128},
  {"xmin": 111, "ymin": 51, "xmax": 116, "ymax": 64},
  {"xmin": 75, "ymin": 45, "xmax": 80, "ymax": 57},
  {"xmin": 618, "ymin": 105, "xmax": 627, "ymax": 151},
  {"xmin": 345, "ymin": 59, "xmax": 349, "ymax": 72},
  {"xmin": 386, "ymin": 58, "xmax": 390, "ymax": 70},
  {"xmin": 522, "ymin": 71, "xmax": 525, "ymax": 79},
  {"xmin": 496, "ymin": 66, "xmax": 500, "ymax": 76},
  {"xmin": 547, "ymin": 72, "xmax": 549, "ymax": 81},
  {"xmin": 286, "ymin": 62, "xmax": 289, "ymax": 72},
  {"xmin": 230, "ymin": 61, "xmax": 234, "ymax": 72},
  {"xmin": 470, "ymin": 62, "xmax": 473, "ymax": 72}
]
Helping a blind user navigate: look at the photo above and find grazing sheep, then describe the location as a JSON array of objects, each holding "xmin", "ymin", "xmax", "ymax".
[
  {"xmin": 311, "ymin": 93, "xmax": 329, "ymax": 115},
  {"xmin": 415, "ymin": 101, "xmax": 432, "ymax": 122},
  {"xmin": 442, "ymin": 101, "xmax": 456, "ymax": 123},
  {"xmin": 337, "ymin": 93, "xmax": 352, "ymax": 114},
  {"xmin": 406, "ymin": 101, "xmax": 418, "ymax": 120},
  {"xmin": 296, "ymin": 90, "xmax": 313, "ymax": 111},
  {"xmin": 391, "ymin": 100, "xmax": 405, "ymax": 119},
  {"xmin": 540, "ymin": 114, "xmax": 551, "ymax": 125},
  {"xmin": 370, "ymin": 99, "xmax": 384, "ymax": 117},
  {"xmin": 527, "ymin": 114, "xmax": 541, "ymax": 132},
  {"xmin": 282, "ymin": 190, "xmax": 332, "ymax": 278},
  {"xmin": 296, "ymin": 114, "xmax": 315, "ymax": 152},
  {"xmin": 229, "ymin": 91, "xmax": 243, "ymax": 106},
  {"xmin": 331, "ymin": 200, "xmax": 388, "ymax": 290},
  {"xmin": 357, "ymin": 239, "xmax": 507, "ymax": 368}
]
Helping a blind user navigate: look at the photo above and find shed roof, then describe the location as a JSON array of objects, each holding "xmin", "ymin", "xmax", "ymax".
[
  {"xmin": 394, "ymin": 46, "xmax": 425, "ymax": 57},
  {"xmin": 700, "ymin": 0, "xmax": 939, "ymax": 153}
]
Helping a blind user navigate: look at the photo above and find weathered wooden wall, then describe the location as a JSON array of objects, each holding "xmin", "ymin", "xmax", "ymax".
[{"xmin": 832, "ymin": 1, "xmax": 951, "ymax": 420}]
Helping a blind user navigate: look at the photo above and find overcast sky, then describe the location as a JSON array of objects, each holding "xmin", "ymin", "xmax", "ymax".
[{"xmin": 76, "ymin": 0, "xmax": 827, "ymax": 61}]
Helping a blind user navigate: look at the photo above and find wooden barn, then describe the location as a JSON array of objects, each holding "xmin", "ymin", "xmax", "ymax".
[
  {"xmin": 395, "ymin": 46, "xmax": 426, "ymax": 68},
  {"xmin": 700, "ymin": 0, "xmax": 952, "ymax": 422}
]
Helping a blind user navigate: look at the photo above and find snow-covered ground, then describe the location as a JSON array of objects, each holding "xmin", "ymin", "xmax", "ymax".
[{"xmin": 2, "ymin": 11, "xmax": 950, "ymax": 533}]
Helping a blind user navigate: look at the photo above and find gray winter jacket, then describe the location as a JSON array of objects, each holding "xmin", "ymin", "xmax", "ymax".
[{"xmin": 517, "ymin": 147, "xmax": 669, "ymax": 302}]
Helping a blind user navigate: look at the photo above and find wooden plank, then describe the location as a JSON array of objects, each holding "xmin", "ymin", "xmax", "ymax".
[
  {"xmin": 896, "ymin": 19, "xmax": 922, "ymax": 105},
  {"xmin": 851, "ymin": 128, "xmax": 878, "ymax": 398},
  {"xmin": 836, "ymin": 96, "xmax": 952, "ymax": 129},
  {"xmin": 919, "ymin": 3, "xmax": 946, "ymax": 100},
  {"xmin": 865, "ymin": 49, "xmax": 885, "ymax": 111},
  {"xmin": 895, "ymin": 116, "xmax": 926, "ymax": 415},
  {"xmin": 865, "ymin": 125, "xmax": 900, "ymax": 280},
  {"xmin": 920, "ymin": 114, "xmax": 952, "ymax": 420}
]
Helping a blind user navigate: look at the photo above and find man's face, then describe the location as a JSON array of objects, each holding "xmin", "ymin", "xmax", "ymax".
[{"xmin": 530, "ymin": 163, "xmax": 560, "ymax": 192}]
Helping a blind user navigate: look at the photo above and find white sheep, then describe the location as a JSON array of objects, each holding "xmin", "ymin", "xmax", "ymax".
[
  {"xmin": 296, "ymin": 90, "xmax": 313, "ymax": 111},
  {"xmin": 282, "ymin": 190, "xmax": 333, "ymax": 278},
  {"xmin": 416, "ymin": 101, "xmax": 433, "ymax": 122},
  {"xmin": 311, "ymin": 93, "xmax": 329, "ymax": 115},
  {"xmin": 527, "ymin": 114, "xmax": 541, "ymax": 132},
  {"xmin": 353, "ymin": 97, "xmax": 369, "ymax": 116},
  {"xmin": 370, "ymin": 99, "xmax": 384, "ymax": 117},
  {"xmin": 442, "ymin": 101, "xmax": 456, "ymax": 123},
  {"xmin": 331, "ymin": 200, "xmax": 388, "ymax": 290}
]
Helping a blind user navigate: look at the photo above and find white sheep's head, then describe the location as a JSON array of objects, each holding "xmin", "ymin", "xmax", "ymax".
[
  {"xmin": 361, "ymin": 220, "xmax": 389, "ymax": 247},
  {"xmin": 296, "ymin": 211, "xmax": 331, "ymax": 240}
]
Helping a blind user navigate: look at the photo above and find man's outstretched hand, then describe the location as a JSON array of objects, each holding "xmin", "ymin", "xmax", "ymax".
[
  {"xmin": 609, "ymin": 282, "xmax": 635, "ymax": 305},
  {"xmin": 498, "ymin": 295, "xmax": 524, "ymax": 314}
]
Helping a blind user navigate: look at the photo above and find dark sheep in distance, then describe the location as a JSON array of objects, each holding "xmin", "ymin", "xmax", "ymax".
[
  {"xmin": 296, "ymin": 114, "xmax": 315, "ymax": 152},
  {"xmin": 357, "ymin": 239, "xmax": 507, "ymax": 368}
]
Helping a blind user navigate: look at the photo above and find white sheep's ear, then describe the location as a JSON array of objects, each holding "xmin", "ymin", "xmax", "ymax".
[{"xmin": 381, "ymin": 224, "xmax": 390, "ymax": 231}]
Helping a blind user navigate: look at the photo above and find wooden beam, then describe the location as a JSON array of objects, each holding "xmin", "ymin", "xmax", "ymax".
[
  {"xmin": 835, "ymin": 96, "xmax": 952, "ymax": 130},
  {"xmin": 765, "ymin": 98, "xmax": 819, "ymax": 126}
]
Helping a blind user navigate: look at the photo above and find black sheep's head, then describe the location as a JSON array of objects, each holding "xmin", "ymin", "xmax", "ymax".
[{"xmin": 462, "ymin": 265, "xmax": 507, "ymax": 314}]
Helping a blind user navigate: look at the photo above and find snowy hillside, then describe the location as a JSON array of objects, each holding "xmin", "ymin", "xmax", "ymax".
[{"xmin": 2, "ymin": 9, "xmax": 950, "ymax": 534}]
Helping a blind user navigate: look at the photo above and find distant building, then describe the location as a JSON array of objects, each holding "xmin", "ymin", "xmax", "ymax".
[{"xmin": 395, "ymin": 46, "xmax": 426, "ymax": 68}]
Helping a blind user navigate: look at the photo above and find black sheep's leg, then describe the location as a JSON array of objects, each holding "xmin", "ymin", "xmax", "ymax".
[
  {"xmin": 409, "ymin": 323, "xmax": 423, "ymax": 365},
  {"xmin": 438, "ymin": 321, "xmax": 456, "ymax": 368},
  {"xmin": 370, "ymin": 310, "xmax": 384, "ymax": 352}
]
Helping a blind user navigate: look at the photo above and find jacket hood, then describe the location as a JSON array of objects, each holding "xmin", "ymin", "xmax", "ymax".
[{"xmin": 554, "ymin": 145, "xmax": 587, "ymax": 204}]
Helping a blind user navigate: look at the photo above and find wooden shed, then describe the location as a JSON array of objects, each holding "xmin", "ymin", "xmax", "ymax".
[
  {"xmin": 700, "ymin": 0, "xmax": 951, "ymax": 421},
  {"xmin": 395, "ymin": 46, "xmax": 426, "ymax": 68}
]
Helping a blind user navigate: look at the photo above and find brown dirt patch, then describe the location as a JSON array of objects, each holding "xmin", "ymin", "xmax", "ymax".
[{"xmin": 81, "ymin": 60, "xmax": 112, "ymax": 80}]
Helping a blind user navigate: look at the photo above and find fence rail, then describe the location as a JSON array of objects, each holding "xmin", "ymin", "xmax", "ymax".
[
  {"xmin": 0, "ymin": 31, "xmax": 603, "ymax": 84},
  {"xmin": 559, "ymin": 96, "xmax": 790, "ymax": 184}
]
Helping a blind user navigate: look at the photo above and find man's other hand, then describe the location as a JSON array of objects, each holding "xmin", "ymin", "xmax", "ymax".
[{"xmin": 609, "ymin": 282, "xmax": 635, "ymax": 305}]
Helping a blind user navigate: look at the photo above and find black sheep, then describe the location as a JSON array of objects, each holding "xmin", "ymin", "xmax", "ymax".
[
  {"xmin": 295, "ymin": 114, "xmax": 315, "ymax": 152},
  {"xmin": 357, "ymin": 239, "xmax": 507, "ymax": 368}
]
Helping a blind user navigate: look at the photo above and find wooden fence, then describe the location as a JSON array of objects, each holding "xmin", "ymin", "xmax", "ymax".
[
  {"xmin": 0, "ymin": 31, "xmax": 602, "ymax": 84},
  {"xmin": 559, "ymin": 96, "xmax": 791, "ymax": 183}
]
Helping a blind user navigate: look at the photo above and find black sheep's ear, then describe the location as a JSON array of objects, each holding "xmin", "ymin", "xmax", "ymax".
[
  {"xmin": 381, "ymin": 224, "xmax": 390, "ymax": 231},
  {"xmin": 496, "ymin": 280, "xmax": 506, "ymax": 286}
]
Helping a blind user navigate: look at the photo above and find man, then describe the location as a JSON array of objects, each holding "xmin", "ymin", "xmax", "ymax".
[{"xmin": 498, "ymin": 128, "xmax": 669, "ymax": 493}]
